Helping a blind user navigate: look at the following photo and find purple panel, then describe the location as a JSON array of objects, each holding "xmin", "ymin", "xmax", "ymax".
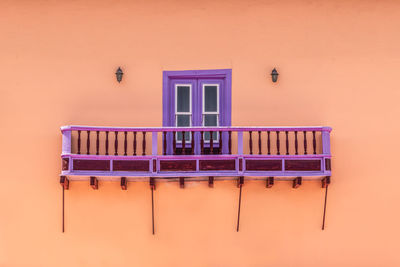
[
  {"xmin": 73, "ymin": 159, "xmax": 110, "ymax": 171},
  {"xmin": 246, "ymin": 160, "xmax": 282, "ymax": 171},
  {"xmin": 160, "ymin": 160, "xmax": 197, "ymax": 171},
  {"xmin": 285, "ymin": 160, "xmax": 321, "ymax": 171},
  {"xmin": 113, "ymin": 160, "xmax": 150, "ymax": 171},
  {"xmin": 199, "ymin": 159, "xmax": 236, "ymax": 171}
]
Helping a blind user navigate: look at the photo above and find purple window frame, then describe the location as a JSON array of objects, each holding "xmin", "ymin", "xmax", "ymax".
[{"xmin": 162, "ymin": 69, "xmax": 232, "ymax": 154}]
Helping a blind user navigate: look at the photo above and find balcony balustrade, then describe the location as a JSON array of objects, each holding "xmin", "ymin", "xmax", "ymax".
[{"xmin": 60, "ymin": 125, "xmax": 332, "ymax": 182}]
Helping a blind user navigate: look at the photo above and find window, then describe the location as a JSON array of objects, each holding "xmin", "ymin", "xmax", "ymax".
[
  {"xmin": 202, "ymin": 84, "xmax": 219, "ymax": 141},
  {"xmin": 175, "ymin": 84, "xmax": 192, "ymax": 142},
  {"xmin": 163, "ymin": 69, "xmax": 232, "ymax": 154}
]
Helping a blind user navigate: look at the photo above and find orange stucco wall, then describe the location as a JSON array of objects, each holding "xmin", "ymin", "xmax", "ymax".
[{"xmin": 1, "ymin": 0, "xmax": 400, "ymax": 266}]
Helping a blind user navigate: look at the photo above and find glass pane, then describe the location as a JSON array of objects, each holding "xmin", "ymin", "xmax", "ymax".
[
  {"xmin": 204, "ymin": 114, "xmax": 218, "ymax": 140},
  {"xmin": 204, "ymin": 85, "xmax": 218, "ymax": 112},
  {"xmin": 176, "ymin": 115, "xmax": 191, "ymax": 141},
  {"xmin": 176, "ymin": 86, "xmax": 190, "ymax": 112}
]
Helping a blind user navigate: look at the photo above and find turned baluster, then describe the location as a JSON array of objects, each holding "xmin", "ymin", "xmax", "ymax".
[
  {"xmin": 228, "ymin": 131, "xmax": 232, "ymax": 155},
  {"xmin": 249, "ymin": 131, "xmax": 253, "ymax": 155},
  {"xmin": 142, "ymin": 132, "xmax": 146, "ymax": 156},
  {"xmin": 285, "ymin": 131, "xmax": 289, "ymax": 155},
  {"xmin": 267, "ymin": 131, "xmax": 271, "ymax": 155},
  {"xmin": 133, "ymin": 132, "xmax": 137, "ymax": 156},
  {"xmin": 313, "ymin": 131, "xmax": 317, "ymax": 154},
  {"xmin": 163, "ymin": 132, "xmax": 167, "ymax": 155},
  {"xmin": 173, "ymin": 131, "xmax": 176, "ymax": 155},
  {"xmin": 303, "ymin": 131, "xmax": 307, "ymax": 155},
  {"xmin": 191, "ymin": 131, "xmax": 195, "ymax": 155},
  {"xmin": 258, "ymin": 131, "xmax": 262, "ymax": 155},
  {"xmin": 96, "ymin": 131, "xmax": 100, "ymax": 155},
  {"xmin": 105, "ymin": 131, "xmax": 109, "ymax": 155},
  {"xmin": 210, "ymin": 131, "xmax": 214, "ymax": 154},
  {"xmin": 182, "ymin": 131, "xmax": 186, "ymax": 155},
  {"xmin": 86, "ymin": 131, "xmax": 90, "ymax": 155},
  {"xmin": 219, "ymin": 131, "xmax": 223, "ymax": 154},
  {"xmin": 201, "ymin": 131, "xmax": 204, "ymax": 155},
  {"xmin": 276, "ymin": 131, "xmax": 280, "ymax": 155},
  {"xmin": 114, "ymin": 131, "xmax": 118, "ymax": 156},
  {"xmin": 294, "ymin": 131, "xmax": 298, "ymax": 155},
  {"xmin": 124, "ymin": 131, "xmax": 127, "ymax": 156},
  {"xmin": 77, "ymin": 130, "xmax": 81, "ymax": 154}
]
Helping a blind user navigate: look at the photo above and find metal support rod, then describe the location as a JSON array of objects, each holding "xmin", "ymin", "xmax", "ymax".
[
  {"xmin": 62, "ymin": 186, "xmax": 65, "ymax": 233},
  {"xmin": 151, "ymin": 186, "xmax": 155, "ymax": 235},
  {"xmin": 236, "ymin": 183, "xmax": 243, "ymax": 232},
  {"xmin": 322, "ymin": 185, "xmax": 328, "ymax": 230}
]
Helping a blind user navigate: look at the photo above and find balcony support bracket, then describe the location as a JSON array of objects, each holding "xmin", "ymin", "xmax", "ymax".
[
  {"xmin": 208, "ymin": 176, "xmax": 214, "ymax": 188},
  {"xmin": 322, "ymin": 176, "xmax": 331, "ymax": 188},
  {"xmin": 293, "ymin": 177, "xmax": 302, "ymax": 188},
  {"xmin": 90, "ymin": 176, "xmax": 98, "ymax": 190},
  {"xmin": 266, "ymin": 177, "xmax": 274, "ymax": 188},
  {"xmin": 120, "ymin": 177, "xmax": 127, "ymax": 190},
  {"xmin": 60, "ymin": 176, "xmax": 69, "ymax": 190}
]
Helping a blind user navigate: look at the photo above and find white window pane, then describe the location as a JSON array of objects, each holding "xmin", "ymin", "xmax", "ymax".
[
  {"xmin": 177, "ymin": 114, "xmax": 191, "ymax": 127},
  {"xmin": 204, "ymin": 114, "xmax": 218, "ymax": 140},
  {"xmin": 176, "ymin": 115, "xmax": 191, "ymax": 141},
  {"xmin": 204, "ymin": 114, "xmax": 218, "ymax": 126},
  {"xmin": 177, "ymin": 86, "xmax": 190, "ymax": 112},
  {"xmin": 204, "ymin": 85, "xmax": 218, "ymax": 112}
]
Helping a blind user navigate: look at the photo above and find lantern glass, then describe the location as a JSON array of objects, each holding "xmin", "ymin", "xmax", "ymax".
[
  {"xmin": 116, "ymin": 67, "xmax": 123, "ymax": 83},
  {"xmin": 271, "ymin": 68, "xmax": 279, "ymax": 83}
]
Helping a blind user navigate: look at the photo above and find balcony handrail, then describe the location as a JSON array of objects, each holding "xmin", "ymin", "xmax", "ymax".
[{"xmin": 61, "ymin": 125, "xmax": 332, "ymax": 132}]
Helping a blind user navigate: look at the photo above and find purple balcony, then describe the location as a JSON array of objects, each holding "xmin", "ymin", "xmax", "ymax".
[{"xmin": 60, "ymin": 125, "xmax": 332, "ymax": 183}]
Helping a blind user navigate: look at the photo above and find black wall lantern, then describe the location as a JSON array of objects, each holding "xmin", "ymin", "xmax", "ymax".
[
  {"xmin": 115, "ymin": 67, "xmax": 124, "ymax": 83},
  {"xmin": 271, "ymin": 68, "xmax": 279, "ymax": 83}
]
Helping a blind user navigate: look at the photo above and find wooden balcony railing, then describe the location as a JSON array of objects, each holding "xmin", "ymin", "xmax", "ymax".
[{"xmin": 60, "ymin": 125, "xmax": 332, "ymax": 181}]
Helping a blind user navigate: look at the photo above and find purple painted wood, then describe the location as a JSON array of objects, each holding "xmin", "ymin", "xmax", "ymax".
[
  {"xmin": 267, "ymin": 131, "xmax": 271, "ymax": 155},
  {"xmin": 258, "ymin": 131, "xmax": 262, "ymax": 155},
  {"xmin": 162, "ymin": 69, "xmax": 232, "ymax": 127},
  {"xmin": 238, "ymin": 131, "xmax": 243, "ymax": 155},
  {"xmin": 322, "ymin": 130, "xmax": 331, "ymax": 154},
  {"xmin": 152, "ymin": 132, "xmax": 158, "ymax": 156},
  {"xmin": 303, "ymin": 131, "xmax": 307, "ymax": 155},
  {"xmin": 294, "ymin": 131, "xmax": 298, "ymax": 155},
  {"xmin": 61, "ymin": 130, "xmax": 71, "ymax": 155},
  {"xmin": 63, "ymin": 125, "xmax": 331, "ymax": 133},
  {"xmin": 61, "ymin": 125, "xmax": 332, "ymax": 179},
  {"xmin": 209, "ymin": 131, "xmax": 214, "ymax": 154}
]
